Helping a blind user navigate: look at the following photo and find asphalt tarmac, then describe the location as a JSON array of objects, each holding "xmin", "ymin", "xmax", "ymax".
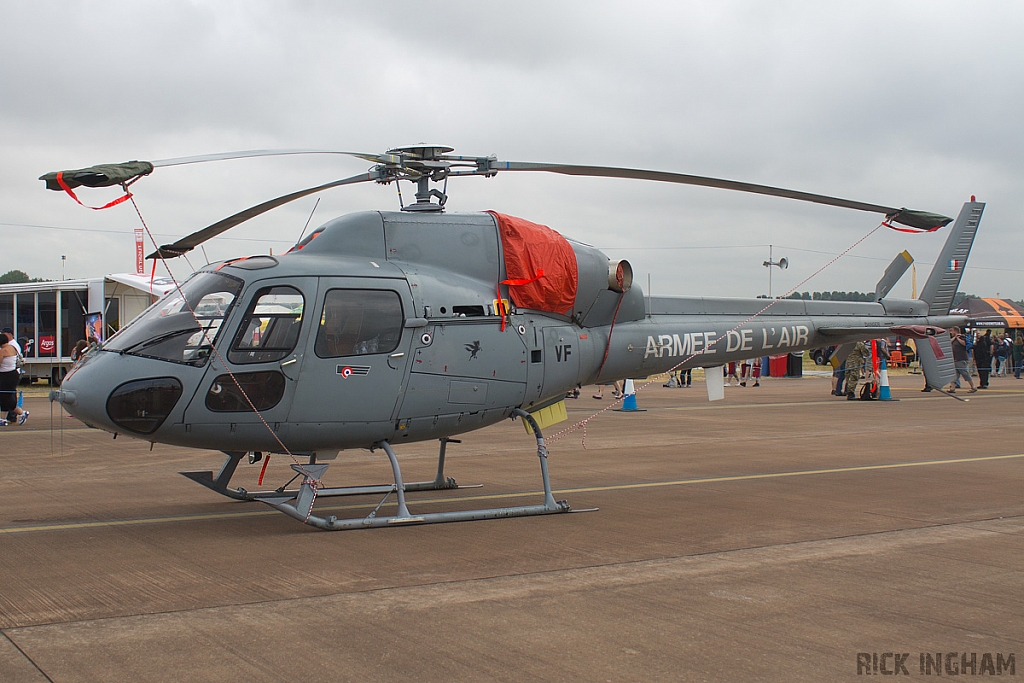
[{"xmin": 1, "ymin": 372, "xmax": 1022, "ymax": 682}]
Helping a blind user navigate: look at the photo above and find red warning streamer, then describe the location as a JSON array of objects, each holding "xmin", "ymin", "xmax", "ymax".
[
  {"xmin": 495, "ymin": 270, "xmax": 545, "ymax": 330},
  {"xmin": 55, "ymin": 172, "xmax": 133, "ymax": 210},
  {"xmin": 882, "ymin": 220, "xmax": 942, "ymax": 234},
  {"xmin": 258, "ymin": 455, "xmax": 271, "ymax": 487}
]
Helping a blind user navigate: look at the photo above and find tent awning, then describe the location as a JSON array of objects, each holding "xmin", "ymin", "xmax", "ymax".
[
  {"xmin": 106, "ymin": 273, "xmax": 178, "ymax": 297},
  {"xmin": 948, "ymin": 298, "xmax": 1024, "ymax": 328}
]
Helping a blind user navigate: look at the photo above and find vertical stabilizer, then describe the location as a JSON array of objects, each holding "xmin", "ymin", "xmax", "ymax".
[{"xmin": 919, "ymin": 201, "xmax": 984, "ymax": 314}]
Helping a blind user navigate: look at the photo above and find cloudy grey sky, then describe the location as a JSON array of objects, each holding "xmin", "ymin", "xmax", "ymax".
[{"xmin": 2, "ymin": 1, "xmax": 1021, "ymax": 300}]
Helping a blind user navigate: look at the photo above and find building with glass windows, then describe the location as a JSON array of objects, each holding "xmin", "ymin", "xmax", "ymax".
[{"xmin": 0, "ymin": 274, "xmax": 174, "ymax": 384}]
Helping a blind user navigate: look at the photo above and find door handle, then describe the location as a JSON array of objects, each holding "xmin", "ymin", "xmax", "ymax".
[{"xmin": 280, "ymin": 355, "xmax": 301, "ymax": 380}]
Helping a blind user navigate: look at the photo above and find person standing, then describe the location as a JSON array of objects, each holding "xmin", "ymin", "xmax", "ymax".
[
  {"xmin": 592, "ymin": 380, "xmax": 623, "ymax": 399},
  {"xmin": 991, "ymin": 332, "xmax": 1004, "ymax": 376},
  {"xmin": 831, "ymin": 357, "xmax": 847, "ymax": 396},
  {"xmin": 71, "ymin": 339, "xmax": 89, "ymax": 362},
  {"xmin": 724, "ymin": 361, "xmax": 740, "ymax": 386},
  {"xmin": 2, "ymin": 328, "xmax": 25, "ymax": 423},
  {"xmin": 997, "ymin": 333, "xmax": 1011, "ymax": 376},
  {"xmin": 973, "ymin": 329, "xmax": 993, "ymax": 389},
  {"xmin": 0, "ymin": 334, "xmax": 28, "ymax": 426},
  {"xmin": 740, "ymin": 357, "xmax": 761, "ymax": 387},
  {"xmin": 1013, "ymin": 332, "xmax": 1024, "ymax": 380},
  {"xmin": 1, "ymin": 327, "xmax": 21, "ymax": 357},
  {"xmin": 948, "ymin": 327, "xmax": 977, "ymax": 394},
  {"xmin": 844, "ymin": 341, "xmax": 870, "ymax": 400}
]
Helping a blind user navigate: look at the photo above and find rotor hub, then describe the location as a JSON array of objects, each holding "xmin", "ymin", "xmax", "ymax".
[{"xmin": 379, "ymin": 145, "xmax": 460, "ymax": 212}]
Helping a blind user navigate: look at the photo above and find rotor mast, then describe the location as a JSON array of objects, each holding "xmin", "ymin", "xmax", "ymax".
[{"xmin": 382, "ymin": 145, "xmax": 457, "ymax": 212}]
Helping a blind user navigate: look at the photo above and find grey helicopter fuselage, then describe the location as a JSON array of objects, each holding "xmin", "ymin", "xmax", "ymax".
[{"xmin": 56, "ymin": 209, "xmax": 964, "ymax": 455}]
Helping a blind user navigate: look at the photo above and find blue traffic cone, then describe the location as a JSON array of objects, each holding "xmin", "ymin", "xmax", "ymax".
[
  {"xmin": 616, "ymin": 379, "xmax": 646, "ymax": 412},
  {"xmin": 878, "ymin": 360, "xmax": 894, "ymax": 401}
]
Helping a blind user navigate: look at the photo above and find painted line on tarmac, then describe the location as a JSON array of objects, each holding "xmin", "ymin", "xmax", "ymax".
[
  {"xmin": 556, "ymin": 452, "xmax": 1024, "ymax": 495},
  {"xmin": 569, "ymin": 388, "xmax": 1023, "ymax": 416},
  {"xmin": 2, "ymin": 452, "xmax": 1023, "ymax": 536}
]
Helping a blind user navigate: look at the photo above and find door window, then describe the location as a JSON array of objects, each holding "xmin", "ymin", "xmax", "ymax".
[
  {"xmin": 229, "ymin": 286, "xmax": 304, "ymax": 364},
  {"xmin": 205, "ymin": 371, "xmax": 286, "ymax": 412},
  {"xmin": 315, "ymin": 290, "xmax": 403, "ymax": 358}
]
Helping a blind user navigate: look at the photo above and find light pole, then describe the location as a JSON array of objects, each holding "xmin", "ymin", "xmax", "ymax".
[
  {"xmin": 61, "ymin": 255, "xmax": 66, "ymax": 281},
  {"xmin": 762, "ymin": 245, "xmax": 788, "ymax": 298}
]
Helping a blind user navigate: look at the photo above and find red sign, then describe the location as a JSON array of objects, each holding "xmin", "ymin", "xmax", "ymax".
[
  {"xmin": 135, "ymin": 228, "xmax": 145, "ymax": 275},
  {"xmin": 40, "ymin": 335, "xmax": 56, "ymax": 356}
]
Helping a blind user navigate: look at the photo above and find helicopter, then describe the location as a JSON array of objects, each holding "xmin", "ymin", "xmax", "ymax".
[{"xmin": 42, "ymin": 145, "xmax": 981, "ymax": 530}]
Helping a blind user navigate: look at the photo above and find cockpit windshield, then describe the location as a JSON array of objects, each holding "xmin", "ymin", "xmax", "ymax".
[{"xmin": 105, "ymin": 272, "xmax": 243, "ymax": 365}]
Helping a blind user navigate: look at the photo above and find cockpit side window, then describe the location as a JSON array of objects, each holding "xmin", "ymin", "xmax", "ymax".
[
  {"xmin": 228, "ymin": 286, "xmax": 304, "ymax": 364},
  {"xmin": 314, "ymin": 289, "xmax": 402, "ymax": 358},
  {"xmin": 105, "ymin": 272, "xmax": 242, "ymax": 366}
]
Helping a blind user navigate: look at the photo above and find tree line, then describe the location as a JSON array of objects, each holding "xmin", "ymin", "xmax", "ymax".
[{"xmin": 0, "ymin": 269, "xmax": 50, "ymax": 284}]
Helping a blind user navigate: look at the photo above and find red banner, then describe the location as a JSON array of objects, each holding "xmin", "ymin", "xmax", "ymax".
[{"xmin": 135, "ymin": 229, "xmax": 144, "ymax": 274}]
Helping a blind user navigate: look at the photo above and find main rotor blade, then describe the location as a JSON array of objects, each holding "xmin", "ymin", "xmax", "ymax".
[
  {"xmin": 147, "ymin": 171, "xmax": 378, "ymax": 259},
  {"xmin": 151, "ymin": 149, "xmax": 380, "ymax": 168},
  {"xmin": 42, "ymin": 150, "xmax": 386, "ymax": 191},
  {"xmin": 491, "ymin": 161, "xmax": 952, "ymax": 230}
]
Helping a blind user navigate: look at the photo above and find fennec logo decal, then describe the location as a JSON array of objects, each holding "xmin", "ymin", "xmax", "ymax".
[{"xmin": 465, "ymin": 341, "xmax": 481, "ymax": 360}]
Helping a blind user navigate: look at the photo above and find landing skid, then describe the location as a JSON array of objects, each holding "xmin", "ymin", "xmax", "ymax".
[
  {"xmin": 180, "ymin": 436, "xmax": 473, "ymax": 503},
  {"xmin": 262, "ymin": 409, "xmax": 572, "ymax": 530}
]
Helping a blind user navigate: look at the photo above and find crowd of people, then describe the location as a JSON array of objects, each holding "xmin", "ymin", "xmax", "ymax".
[
  {"xmin": 831, "ymin": 328, "xmax": 1023, "ymax": 399},
  {"xmin": 661, "ymin": 357, "xmax": 762, "ymax": 389},
  {"xmin": 945, "ymin": 327, "xmax": 1023, "ymax": 392}
]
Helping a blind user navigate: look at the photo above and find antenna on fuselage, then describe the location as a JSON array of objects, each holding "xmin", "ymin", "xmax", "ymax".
[{"xmin": 296, "ymin": 197, "xmax": 321, "ymax": 245}]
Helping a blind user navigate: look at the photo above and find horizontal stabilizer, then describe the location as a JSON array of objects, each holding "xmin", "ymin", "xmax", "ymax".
[
  {"xmin": 889, "ymin": 325, "xmax": 948, "ymax": 339},
  {"xmin": 821, "ymin": 324, "xmax": 948, "ymax": 341},
  {"xmin": 819, "ymin": 326, "xmax": 890, "ymax": 338}
]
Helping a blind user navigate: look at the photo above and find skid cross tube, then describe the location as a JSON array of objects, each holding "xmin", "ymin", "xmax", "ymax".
[
  {"xmin": 261, "ymin": 409, "xmax": 571, "ymax": 530},
  {"xmin": 181, "ymin": 438, "xmax": 466, "ymax": 502}
]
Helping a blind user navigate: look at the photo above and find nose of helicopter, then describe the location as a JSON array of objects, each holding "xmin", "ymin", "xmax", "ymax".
[
  {"xmin": 52, "ymin": 351, "xmax": 119, "ymax": 432},
  {"xmin": 53, "ymin": 351, "xmax": 185, "ymax": 436}
]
